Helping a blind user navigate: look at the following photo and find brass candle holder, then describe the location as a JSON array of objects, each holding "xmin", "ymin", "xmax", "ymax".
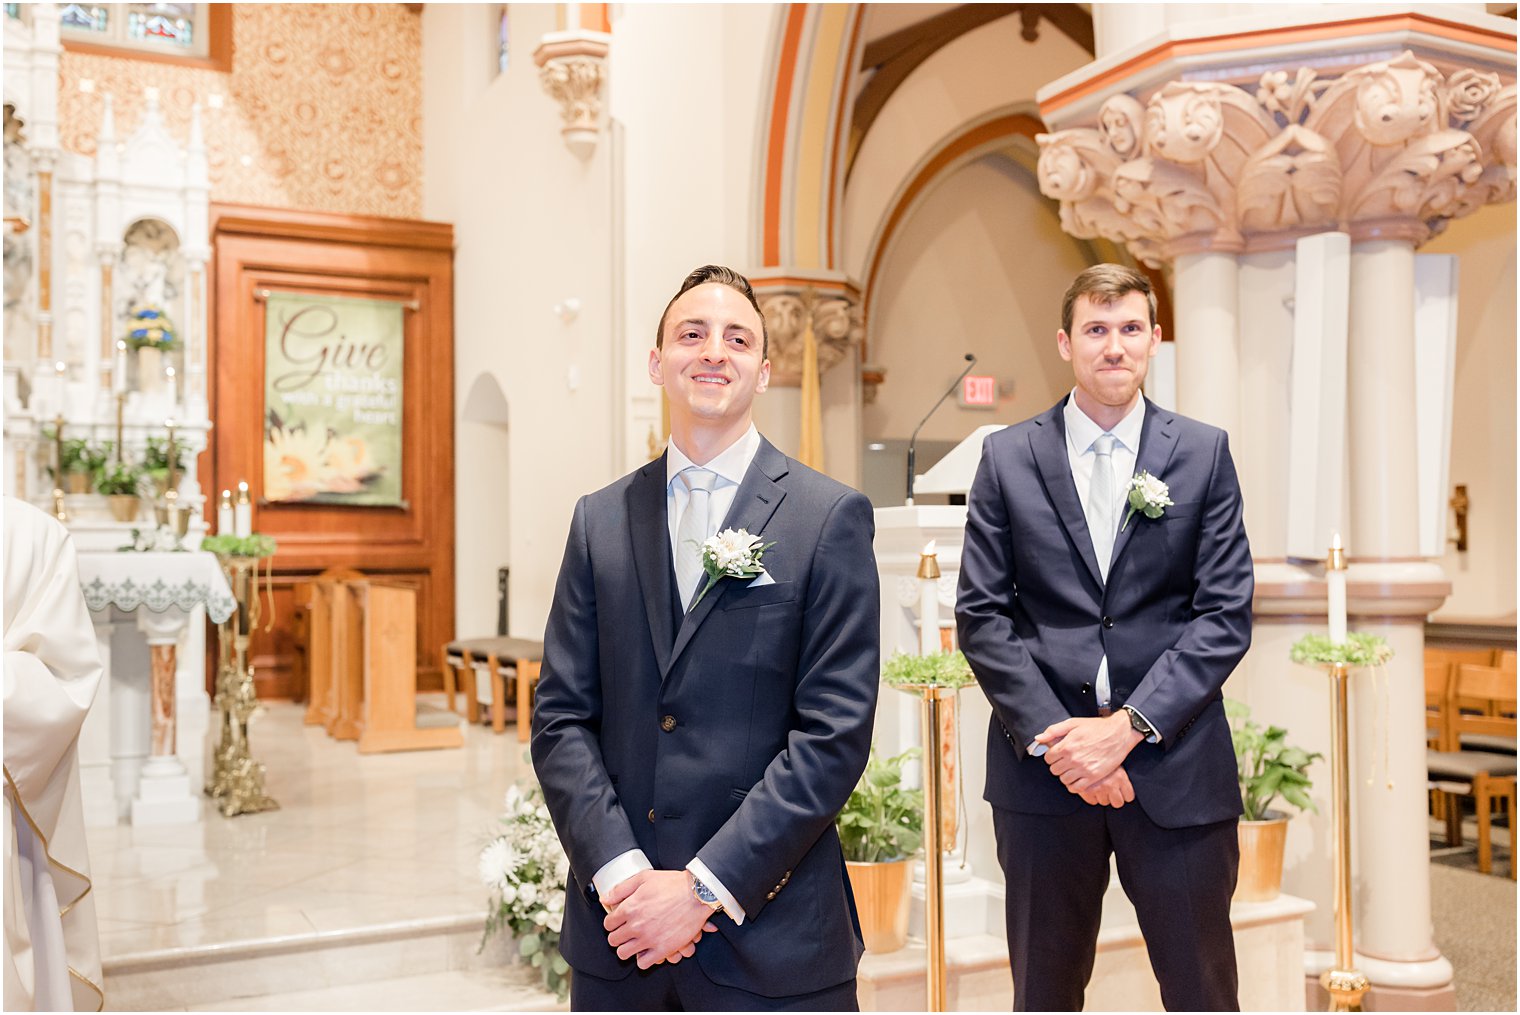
[
  {"xmin": 207, "ymin": 553, "xmax": 279, "ymax": 817},
  {"xmin": 895, "ymin": 681, "xmax": 957, "ymax": 1012},
  {"xmin": 50, "ymin": 413, "xmax": 67, "ymax": 522}
]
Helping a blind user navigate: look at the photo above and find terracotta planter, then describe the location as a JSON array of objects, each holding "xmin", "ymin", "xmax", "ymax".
[
  {"xmin": 65, "ymin": 469, "xmax": 92, "ymax": 494},
  {"xmin": 845, "ymin": 857, "xmax": 912, "ymax": 952},
  {"xmin": 1235, "ymin": 813, "xmax": 1290, "ymax": 902},
  {"xmin": 107, "ymin": 494, "xmax": 140, "ymax": 522}
]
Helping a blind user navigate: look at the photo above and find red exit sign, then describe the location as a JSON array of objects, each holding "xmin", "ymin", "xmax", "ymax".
[{"xmin": 959, "ymin": 374, "xmax": 997, "ymax": 409}]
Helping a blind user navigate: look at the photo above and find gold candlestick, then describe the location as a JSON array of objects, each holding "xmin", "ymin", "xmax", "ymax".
[
  {"xmin": 1319, "ymin": 537, "xmax": 1369, "ymax": 1012},
  {"xmin": 51, "ymin": 414, "xmax": 66, "ymax": 521},
  {"xmin": 896, "ymin": 682, "xmax": 956, "ymax": 1012},
  {"xmin": 115, "ymin": 393, "xmax": 126, "ymax": 464},
  {"xmin": 208, "ymin": 553, "xmax": 279, "ymax": 817}
]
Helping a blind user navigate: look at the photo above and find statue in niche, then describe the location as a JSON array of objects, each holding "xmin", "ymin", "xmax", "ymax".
[
  {"xmin": 3, "ymin": 105, "xmax": 34, "ymax": 362},
  {"xmin": 117, "ymin": 218, "xmax": 185, "ymax": 393}
]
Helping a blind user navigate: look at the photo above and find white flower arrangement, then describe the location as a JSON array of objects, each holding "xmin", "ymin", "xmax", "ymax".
[
  {"xmin": 479, "ymin": 783, "xmax": 571, "ymax": 999},
  {"xmin": 692, "ymin": 528, "xmax": 775, "ymax": 606},
  {"xmin": 1121, "ymin": 471, "xmax": 1173, "ymax": 531}
]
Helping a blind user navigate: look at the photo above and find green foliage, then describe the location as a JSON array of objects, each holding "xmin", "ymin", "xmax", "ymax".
[
  {"xmin": 142, "ymin": 436, "xmax": 189, "ymax": 475},
  {"xmin": 836, "ymin": 749, "xmax": 924, "ymax": 863},
  {"xmin": 1290, "ymin": 632, "xmax": 1393, "ymax": 668},
  {"xmin": 201, "ymin": 534, "xmax": 278, "ymax": 559},
  {"xmin": 45, "ymin": 435, "xmax": 108, "ymax": 480},
  {"xmin": 95, "ymin": 461, "xmax": 143, "ymax": 496},
  {"xmin": 881, "ymin": 650, "xmax": 976, "ymax": 690},
  {"xmin": 1225, "ymin": 698, "xmax": 1322, "ymax": 821}
]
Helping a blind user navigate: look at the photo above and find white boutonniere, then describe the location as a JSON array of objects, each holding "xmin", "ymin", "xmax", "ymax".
[
  {"xmin": 693, "ymin": 528, "xmax": 775, "ymax": 607},
  {"xmin": 1121, "ymin": 471, "xmax": 1173, "ymax": 531}
]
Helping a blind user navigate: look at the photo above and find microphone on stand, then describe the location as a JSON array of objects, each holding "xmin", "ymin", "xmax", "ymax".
[{"xmin": 906, "ymin": 353, "xmax": 977, "ymax": 505}]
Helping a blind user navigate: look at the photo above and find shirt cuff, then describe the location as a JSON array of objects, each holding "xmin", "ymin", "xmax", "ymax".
[
  {"xmin": 592, "ymin": 849, "xmax": 652, "ymax": 910},
  {"xmin": 1028, "ymin": 740, "xmax": 1048, "ymax": 756},
  {"xmin": 688, "ymin": 857, "xmax": 746, "ymax": 925}
]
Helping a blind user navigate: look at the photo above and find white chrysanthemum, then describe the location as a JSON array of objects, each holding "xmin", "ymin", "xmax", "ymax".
[
  {"xmin": 478, "ymin": 838, "xmax": 515, "ymax": 888},
  {"xmin": 547, "ymin": 911, "xmax": 563, "ymax": 933}
]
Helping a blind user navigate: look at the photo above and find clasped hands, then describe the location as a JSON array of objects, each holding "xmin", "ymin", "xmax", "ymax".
[
  {"xmin": 1034, "ymin": 712, "xmax": 1143, "ymax": 808},
  {"xmin": 603, "ymin": 869, "xmax": 719, "ymax": 969}
]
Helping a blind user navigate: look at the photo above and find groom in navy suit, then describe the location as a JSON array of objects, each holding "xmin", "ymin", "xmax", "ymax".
[
  {"xmin": 532, "ymin": 265, "xmax": 880, "ymax": 1010},
  {"xmin": 957, "ymin": 264, "xmax": 1253, "ymax": 1011}
]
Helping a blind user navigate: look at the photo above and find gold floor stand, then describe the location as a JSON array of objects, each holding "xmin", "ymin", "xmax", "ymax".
[{"xmin": 207, "ymin": 554, "xmax": 279, "ymax": 818}]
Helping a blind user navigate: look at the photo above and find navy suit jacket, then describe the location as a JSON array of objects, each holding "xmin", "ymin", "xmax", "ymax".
[
  {"xmin": 956, "ymin": 397, "xmax": 1253, "ymax": 829},
  {"xmin": 530, "ymin": 437, "xmax": 880, "ymax": 997}
]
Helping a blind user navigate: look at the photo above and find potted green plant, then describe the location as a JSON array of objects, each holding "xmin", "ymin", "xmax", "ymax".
[
  {"xmin": 1225, "ymin": 698, "xmax": 1322, "ymax": 901},
  {"xmin": 95, "ymin": 461, "xmax": 144, "ymax": 521},
  {"xmin": 142, "ymin": 436, "xmax": 188, "ymax": 496},
  {"xmin": 837, "ymin": 748, "xmax": 923, "ymax": 952},
  {"xmin": 49, "ymin": 437, "xmax": 101, "ymax": 493}
]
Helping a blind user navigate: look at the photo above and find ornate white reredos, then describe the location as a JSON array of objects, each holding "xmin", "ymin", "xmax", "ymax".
[
  {"xmin": 1037, "ymin": 51, "xmax": 1517, "ymax": 264},
  {"xmin": 751, "ymin": 277, "xmax": 864, "ymax": 388},
  {"xmin": 533, "ymin": 30, "xmax": 611, "ymax": 159}
]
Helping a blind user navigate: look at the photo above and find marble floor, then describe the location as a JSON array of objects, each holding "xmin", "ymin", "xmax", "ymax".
[{"xmin": 89, "ymin": 695, "xmax": 559, "ymax": 1010}]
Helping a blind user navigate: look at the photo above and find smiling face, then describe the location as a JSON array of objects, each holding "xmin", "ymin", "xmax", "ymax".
[
  {"xmin": 649, "ymin": 282, "xmax": 771, "ymax": 444},
  {"xmin": 1057, "ymin": 289, "xmax": 1160, "ymax": 422}
]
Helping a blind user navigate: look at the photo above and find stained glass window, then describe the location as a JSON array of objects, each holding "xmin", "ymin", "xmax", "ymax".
[
  {"xmin": 127, "ymin": 3, "xmax": 194, "ymax": 47},
  {"xmin": 5, "ymin": 5, "xmax": 21, "ymax": 21},
  {"xmin": 60, "ymin": 3, "xmax": 217, "ymax": 62},
  {"xmin": 497, "ymin": 6, "xmax": 510, "ymax": 75},
  {"xmin": 60, "ymin": 3, "xmax": 109, "ymax": 32}
]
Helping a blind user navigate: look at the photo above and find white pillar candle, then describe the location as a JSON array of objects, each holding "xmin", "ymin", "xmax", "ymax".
[
  {"xmin": 217, "ymin": 489, "xmax": 234, "ymax": 536},
  {"xmin": 164, "ymin": 364, "xmax": 177, "ymax": 408},
  {"xmin": 919, "ymin": 540, "xmax": 941, "ymax": 655},
  {"xmin": 1327, "ymin": 532, "xmax": 1348, "ymax": 645},
  {"xmin": 234, "ymin": 481, "xmax": 252, "ymax": 538},
  {"xmin": 114, "ymin": 340, "xmax": 128, "ymax": 395}
]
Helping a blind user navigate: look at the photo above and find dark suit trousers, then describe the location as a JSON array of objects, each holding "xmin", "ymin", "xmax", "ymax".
[
  {"xmin": 569, "ymin": 961, "xmax": 858, "ymax": 1012},
  {"xmin": 992, "ymin": 803, "xmax": 1240, "ymax": 1012}
]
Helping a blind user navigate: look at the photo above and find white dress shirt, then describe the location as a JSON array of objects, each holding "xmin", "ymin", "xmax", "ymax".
[
  {"xmin": 1029, "ymin": 393, "xmax": 1157, "ymax": 754},
  {"xmin": 589, "ymin": 425, "xmax": 762, "ymax": 924}
]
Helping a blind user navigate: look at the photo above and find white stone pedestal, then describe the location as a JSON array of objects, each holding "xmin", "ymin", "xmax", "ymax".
[{"xmin": 130, "ymin": 755, "xmax": 200, "ymax": 825}]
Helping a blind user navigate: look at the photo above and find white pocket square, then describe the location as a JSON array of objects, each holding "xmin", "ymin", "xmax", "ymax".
[{"xmin": 747, "ymin": 571, "xmax": 776, "ymax": 588}]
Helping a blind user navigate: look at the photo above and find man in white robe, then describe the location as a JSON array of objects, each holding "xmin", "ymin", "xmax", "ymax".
[{"xmin": 3, "ymin": 496, "xmax": 104, "ymax": 1012}]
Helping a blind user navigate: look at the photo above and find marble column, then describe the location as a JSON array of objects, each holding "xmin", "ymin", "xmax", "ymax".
[
  {"xmin": 1172, "ymin": 250, "xmax": 1241, "ymax": 438},
  {"xmin": 1035, "ymin": 14, "xmax": 1516, "ymax": 1007}
]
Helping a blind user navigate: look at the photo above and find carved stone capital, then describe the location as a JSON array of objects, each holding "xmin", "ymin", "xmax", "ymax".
[
  {"xmin": 1037, "ymin": 51, "xmax": 1516, "ymax": 263},
  {"xmin": 532, "ymin": 31, "xmax": 611, "ymax": 159},
  {"xmin": 752, "ymin": 278, "xmax": 863, "ymax": 387}
]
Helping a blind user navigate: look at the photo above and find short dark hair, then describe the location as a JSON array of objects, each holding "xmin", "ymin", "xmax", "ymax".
[
  {"xmin": 655, "ymin": 264, "xmax": 768, "ymax": 359},
  {"xmin": 1061, "ymin": 263, "xmax": 1157, "ymax": 336}
]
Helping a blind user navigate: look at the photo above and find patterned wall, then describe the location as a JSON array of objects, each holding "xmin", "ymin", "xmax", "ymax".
[{"xmin": 59, "ymin": 4, "xmax": 422, "ymax": 218}]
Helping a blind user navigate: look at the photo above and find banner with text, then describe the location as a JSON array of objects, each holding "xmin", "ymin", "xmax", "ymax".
[{"xmin": 263, "ymin": 291, "xmax": 404, "ymax": 507}]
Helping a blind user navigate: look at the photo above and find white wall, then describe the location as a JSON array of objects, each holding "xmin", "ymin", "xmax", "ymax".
[
  {"xmin": 864, "ymin": 154, "xmax": 1090, "ymax": 445},
  {"xmin": 424, "ymin": 3, "xmax": 615, "ymax": 641},
  {"xmin": 1424, "ymin": 203, "xmax": 1517, "ymax": 620},
  {"xmin": 609, "ymin": 3, "xmax": 778, "ymax": 475}
]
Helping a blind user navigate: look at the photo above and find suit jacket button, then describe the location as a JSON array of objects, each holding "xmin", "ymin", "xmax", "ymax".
[
  {"xmin": 661, "ymin": 715, "xmax": 677, "ymax": 732},
  {"xmin": 647, "ymin": 809, "xmax": 656, "ymax": 823},
  {"xmin": 1102, "ymin": 616, "xmax": 1114, "ymax": 629},
  {"xmin": 767, "ymin": 892, "xmax": 777, "ymax": 900},
  {"xmin": 1081, "ymin": 683, "xmax": 1092, "ymax": 694}
]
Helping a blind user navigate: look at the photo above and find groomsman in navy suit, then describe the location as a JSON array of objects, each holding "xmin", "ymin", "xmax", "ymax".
[
  {"xmin": 532, "ymin": 265, "xmax": 880, "ymax": 1010},
  {"xmin": 957, "ymin": 264, "xmax": 1254, "ymax": 1011}
]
